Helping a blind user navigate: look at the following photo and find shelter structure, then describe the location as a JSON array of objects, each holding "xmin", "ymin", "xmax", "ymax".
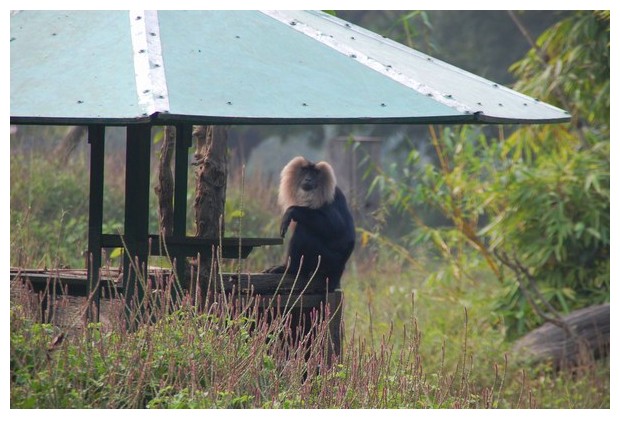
[{"xmin": 10, "ymin": 11, "xmax": 569, "ymax": 334}]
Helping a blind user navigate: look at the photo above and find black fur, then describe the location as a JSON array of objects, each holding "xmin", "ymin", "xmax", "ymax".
[{"xmin": 268, "ymin": 187, "xmax": 355, "ymax": 291}]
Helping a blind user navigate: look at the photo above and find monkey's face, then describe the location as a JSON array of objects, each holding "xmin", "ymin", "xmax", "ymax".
[
  {"xmin": 299, "ymin": 166, "xmax": 321, "ymax": 192},
  {"xmin": 279, "ymin": 156, "xmax": 336, "ymax": 210}
]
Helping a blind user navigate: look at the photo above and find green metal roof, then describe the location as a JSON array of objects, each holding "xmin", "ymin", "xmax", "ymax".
[{"xmin": 10, "ymin": 10, "xmax": 570, "ymax": 126}]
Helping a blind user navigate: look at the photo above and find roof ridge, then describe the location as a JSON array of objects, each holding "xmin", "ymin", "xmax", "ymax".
[{"xmin": 130, "ymin": 10, "xmax": 170, "ymax": 117}]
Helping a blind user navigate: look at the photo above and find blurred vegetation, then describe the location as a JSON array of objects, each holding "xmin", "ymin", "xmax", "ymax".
[{"xmin": 10, "ymin": 125, "xmax": 126, "ymax": 268}]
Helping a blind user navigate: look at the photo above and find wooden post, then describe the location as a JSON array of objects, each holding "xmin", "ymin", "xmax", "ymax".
[
  {"xmin": 327, "ymin": 290, "xmax": 344, "ymax": 360},
  {"xmin": 172, "ymin": 124, "xmax": 192, "ymax": 296},
  {"xmin": 174, "ymin": 125, "xmax": 192, "ymax": 239},
  {"xmin": 86, "ymin": 125, "xmax": 105, "ymax": 321},
  {"xmin": 123, "ymin": 124, "xmax": 152, "ymax": 318}
]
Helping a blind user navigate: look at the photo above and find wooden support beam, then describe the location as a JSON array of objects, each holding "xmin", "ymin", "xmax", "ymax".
[
  {"xmin": 101, "ymin": 234, "xmax": 280, "ymax": 258},
  {"xmin": 86, "ymin": 125, "xmax": 105, "ymax": 321},
  {"xmin": 172, "ymin": 124, "xmax": 192, "ymax": 294},
  {"xmin": 123, "ymin": 124, "xmax": 152, "ymax": 316},
  {"xmin": 173, "ymin": 124, "xmax": 192, "ymax": 238}
]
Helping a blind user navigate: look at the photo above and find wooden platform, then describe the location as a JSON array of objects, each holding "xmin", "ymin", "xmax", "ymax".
[
  {"xmin": 10, "ymin": 267, "xmax": 332, "ymax": 301},
  {"xmin": 11, "ymin": 267, "xmax": 344, "ymax": 356}
]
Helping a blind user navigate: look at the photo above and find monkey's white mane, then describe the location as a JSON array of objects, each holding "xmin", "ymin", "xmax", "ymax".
[{"xmin": 278, "ymin": 156, "xmax": 336, "ymax": 211}]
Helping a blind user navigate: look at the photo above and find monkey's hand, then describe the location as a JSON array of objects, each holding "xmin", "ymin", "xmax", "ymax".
[{"xmin": 280, "ymin": 207, "xmax": 295, "ymax": 238}]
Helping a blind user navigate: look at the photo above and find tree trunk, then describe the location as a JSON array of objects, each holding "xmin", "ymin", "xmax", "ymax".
[
  {"xmin": 191, "ymin": 125, "xmax": 229, "ymax": 303},
  {"xmin": 193, "ymin": 125, "xmax": 229, "ymax": 239},
  {"xmin": 155, "ymin": 126, "xmax": 175, "ymax": 235},
  {"xmin": 512, "ymin": 303, "xmax": 610, "ymax": 369}
]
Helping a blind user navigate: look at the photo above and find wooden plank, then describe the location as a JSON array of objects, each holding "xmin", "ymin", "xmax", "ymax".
[
  {"xmin": 100, "ymin": 234, "xmax": 282, "ymax": 258},
  {"xmin": 10, "ymin": 269, "xmax": 330, "ymax": 299},
  {"xmin": 223, "ymin": 272, "xmax": 327, "ymax": 295},
  {"xmin": 11, "ymin": 268, "xmax": 122, "ymax": 298}
]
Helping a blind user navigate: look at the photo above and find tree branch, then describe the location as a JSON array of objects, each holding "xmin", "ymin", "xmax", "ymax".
[
  {"xmin": 155, "ymin": 126, "xmax": 175, "ymax": 235},
  {"xmin": 494, "ymin": 250, "xmax": 575, "ymax": 337}
]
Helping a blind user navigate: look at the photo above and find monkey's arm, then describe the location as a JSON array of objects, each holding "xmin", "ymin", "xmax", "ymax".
[
  {"xmin": 280, "ymin": 205, "xmax": 344, "ymax": 238},
  {"xmin": 280, "ymin": 207, "xmax": 295, "ymax": 237},
  {"xmin": 280, "ymin": 206, "xmax": 327, "ymax": 237}
]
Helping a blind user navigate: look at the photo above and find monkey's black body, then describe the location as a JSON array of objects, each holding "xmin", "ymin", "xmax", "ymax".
[{"xmin": 270, "ymin": 187, "xmax": 355, "ymax": 291}]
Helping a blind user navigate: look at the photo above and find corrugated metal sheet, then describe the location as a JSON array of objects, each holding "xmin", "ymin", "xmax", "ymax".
[{"xmin": 10, "ymin": 10, "xmax": 570, "ymax": 125}]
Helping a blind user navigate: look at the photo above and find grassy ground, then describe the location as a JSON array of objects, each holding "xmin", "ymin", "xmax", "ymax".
[{"xmin": 9, "ymin": 253, "xmax": 610, "ymax": 409}]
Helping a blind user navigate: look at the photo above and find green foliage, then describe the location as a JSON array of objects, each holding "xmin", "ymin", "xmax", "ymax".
[
  {"xmin": 369, "ymin": 11, "xmax": 609, "ymax": 336},
  {"xmin": 373, "ymin": 124, "xmax": 609, "ymax": 335},
  {"xmin": 10, "ymin": 151, "xmax": 89, "ymax": 267},
  {"xmin": 224, "ymin": 174, "xmax": 278, "ymax": 240},
  {"xmin": 483, "ymin": 11, "xmax": 609, "ymax": 331},
  {"xmin": 509, "ymin": 11, "xmax": 610, "ymax": 132},
  {"xmin": 488, "ymin": 142, "xmax": 609, "ymax": 297},
  {"xmin": 10, "ymin": 148, "xmax": 126, "ymax": 268},
  {"xmin": 221, "ymin": 171, "xmax": 283, "ymax": 271}
]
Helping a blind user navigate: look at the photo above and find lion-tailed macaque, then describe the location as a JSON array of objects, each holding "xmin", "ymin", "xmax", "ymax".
[{"xmin": 265, "ymin": 156, "xmax": 355, "ymax": 291}]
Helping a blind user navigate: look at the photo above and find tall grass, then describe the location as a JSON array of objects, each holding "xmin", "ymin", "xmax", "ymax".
[
  {"xmin": 10, "ymin": 260, "xmax": 609, "ymax": 409},
  {"xmin": 9, "ymin": 271, "xmax": 500, "ymax": 409}
]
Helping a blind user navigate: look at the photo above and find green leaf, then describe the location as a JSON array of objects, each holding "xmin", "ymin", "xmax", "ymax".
[
  {"xmin": 586, "ymin": 227, "xmax": 601, "ymax": 240},
  {"xmin": 230, "ymin": 209, "xmax": 245, "ymax": 219}
]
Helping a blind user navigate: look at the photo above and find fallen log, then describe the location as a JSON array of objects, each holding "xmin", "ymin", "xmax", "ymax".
[{"xmin": 512, "ymin": 303, "xmax": 609, "ymax": 369}]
